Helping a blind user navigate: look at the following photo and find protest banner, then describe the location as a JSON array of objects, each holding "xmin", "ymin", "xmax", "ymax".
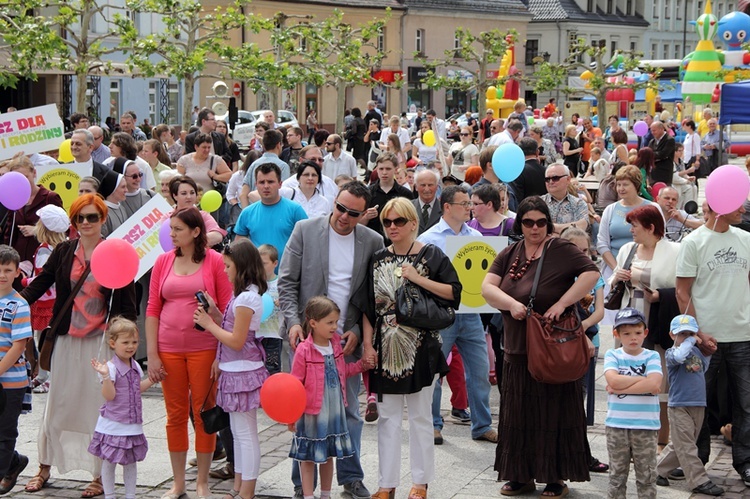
[
  {"xmin": 445, "ymin": 236, "xmax": 508, "ymax": 313},
  {"xmin": 107, "ymin": 195, "xmax": 173, "ymax": 281},
  {"xmin": 35, "ymin": 162, "xmax": 93, "ymax": 212},
  {"xmin": 0, "ymin": 104, "xmax": 65, "ymax": 161}
]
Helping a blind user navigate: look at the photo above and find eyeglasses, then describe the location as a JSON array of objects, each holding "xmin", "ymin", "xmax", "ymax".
[
  {"xmin": 459, "ymin": 133, "xmax": 471, "ymax": 137},
  {"xmin": 545, "ymin": 175, "xmax": 567, "ymax": 183},
  {"xmin": 335, "ymin": 201, "xmax": 364, "ymax": 217},
  {"xmin": 326, "ymin": 141, "xmax": 335, "ymax": 145},
  {"xmin": 382, "ymin": 217, "xmax": 408, "ymax": 228},
  {"xmin": 449, "ymin": 201, "xmax": 474, "ymax": 208},
  {"xmin": 521, "ymin": 218, "xmax": 547, "ymax": 228},
  {"xmin": 76, "ymin": 213, "xmax": 101, "ymax": 224},
  {"xmin": 127, "ymin": 172, "xmax": 144, "ymax": 180}
]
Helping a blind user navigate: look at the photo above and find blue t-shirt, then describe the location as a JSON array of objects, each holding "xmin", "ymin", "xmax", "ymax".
[
  {"xmin": 234, "ymin": 198, "xmax": 307, "ymax": 268},
  {"xmin": 604, "ymin": 347, "xmax": 662, "ymax": 430},
  {"xmin": 665, "ymin": 336, "xmax": 710, "ymax": 408},
  {"xmin": 0, "ymin": 290, "xmax": 32, "ymax": 390}
]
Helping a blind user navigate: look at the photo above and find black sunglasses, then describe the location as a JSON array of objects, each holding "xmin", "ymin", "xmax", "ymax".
[
  {"xmin": 459, "ymin": 133, "xmax": 471, "ymax": 136},
  {"xmin": 127, "ymin": 172, "xmax": 144, "ymax": 180},
  {"xmin": 335, "ymin": 202, "xmax": 364, "ymax": 218},
  {"xmin": 521, "ymin": 218, "xmax": 547, "ymax": 228},
  {"xmin": 544, "ymin": 175, "xmax": 567, "ymax": 183},
  {"xmin": 382, "ymin": 217, "xmax": 408, "ymax": 228},
  {"xmin": 76, "ymin": 213, "xmax": 101, "ymax": 224}
]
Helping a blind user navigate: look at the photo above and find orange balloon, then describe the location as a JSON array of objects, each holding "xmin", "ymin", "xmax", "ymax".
[{"xmin": 260, "ymin": 373, "xmax": 306, "ymax": 424}]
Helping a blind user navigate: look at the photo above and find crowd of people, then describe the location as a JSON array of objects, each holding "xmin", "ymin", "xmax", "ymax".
[{"xmin": 0, "ymin": 99, "xmax": 749, "ymax": 499}]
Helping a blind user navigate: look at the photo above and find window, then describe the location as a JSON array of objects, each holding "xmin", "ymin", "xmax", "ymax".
[
  {"xmin": 167, "ymin": 82, "xmax": 179, "ymax": 125},
  {"xmin": 149, "ymin": 81, "xmax": 158, "ymax": 125},
  {"xmin": 677, "ymin": 0, "xmax": 683, "ymax": 19},
  {"xmin": 587, "ymin": 0, "xmax": 595, "ymax": 12},
  {"xmin": 607, "ymin": 0, "xmax": 614, "ymax": 14},
  {"xmin": 653, "ymin": 0, "xmax": 659, "ymax": 18},
  {"xmin": 663, "ymin": 43, "xmax": 670, "ymax": 58},
  {"xmin": 300, "ymin": 34, "xmax": 307, "ymax": 51},
  {"xmin": 626, "ymin": 0, "xmax": 633, "ymax": 15},
  {"xmin": 697, "ymin": 1, "xmax": 703, "ymax": 15},
  {"xmin": 525, "ymin": 39, "xmax": 539, "ymax": 64},
  {"xmin": 611, "ymin": 40, "xmax": 618, "ymax": 53},
  {"xmin": 651, "ymin": 43, "xmax": 658, "ymax": 58},
  {"xmin": 377, "ymin": 29, "xmax": 385, "ymax": 53},
  {"xmin": 675, "ymin": 44, "xmax": 682, "ymax": 58},
  {"xmin": 453, "ymin": 31, "xmax": 462, "ymax": 58},
  {"xmin": 717, "ymin": 2, "xmax": 723, "ymax": 18},
  {"xmin": 665, "ymin": 2, "xmax": 671, "ymax": 18},
  {"xmin": 631, "ymin": 41, "xmax": 637, "ymax": 51},
  {"xmin": 109, "ymin": 80, "xmax": 120, "ymax": 121},
  {"xmin": 416, "ymin": 29, "xmax": 424, "ymax": 55}
]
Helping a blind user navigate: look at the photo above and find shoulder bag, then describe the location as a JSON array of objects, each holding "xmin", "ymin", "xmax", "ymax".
[
  {"xmin": 394, "ymin": 244, "xmax": 456, "ymax": 331},
  {"xmin": 603, "ymin": 243, "xmax": 638, "ymax": 310},
  {"xmin": 38, "ymin": 264, "xmax": 91, "ymax": 371},
  {"xmin": 200, "ymin": 377, "xmax": 230, "ymax": 434},
  {"xmin": 209, "ymin": 155, "xmax": 228, "ymax": 197},
  {"xmin": 525, "ymin": 241, "xmax": 590, "ymax": 384}
]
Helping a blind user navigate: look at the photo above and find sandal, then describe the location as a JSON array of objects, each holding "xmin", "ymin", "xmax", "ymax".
[
  {"xmin": 407, "ymin": 485, "xmax": 427, "ymax": 499},
  {"xmin": 223, "ymin": 491, "xmax": 240, "ymax": 499},
  {"xmin": 81, "ymin": 477, "xmax": 104, "ymax": 498},
  {"xmin": 32, "ymin": 380, "xmax": 50, "ymax": 393},
  {"xmin": 500, "ymin": 481, "xmax": 535, "ymax": 496},
  {"xmin": 24, "ymin": 465, "xmax": 51, "ymax": 493},
  {"xmin": 589, "ymin": 457, "xmax": 610, "ymax": 473},
  {"xmin": 541, "ymin": 483, "xmax": 568, "ymax": 498},
  {"xmin": 371, "ymin": 489, "xmax": 395, "ymax": 499}
]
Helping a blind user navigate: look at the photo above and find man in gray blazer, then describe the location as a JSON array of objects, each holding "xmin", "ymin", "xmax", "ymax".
[
  {"xmin": 279, "ymin": 181, "xmax": 384, "ymax": 499},
  {"xmin": 412, "ymin": 169, "xmax": 442, "ymax": 235}
]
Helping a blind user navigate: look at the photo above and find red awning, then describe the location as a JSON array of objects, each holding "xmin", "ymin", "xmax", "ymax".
[{"xmin": 372, "ymin": 70, "xmax": 403, "ymax": 83}]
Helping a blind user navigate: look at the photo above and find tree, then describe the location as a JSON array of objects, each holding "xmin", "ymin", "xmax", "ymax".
[
  {"xmin": 0, "ymin": 0, "xmax": 129, "ymax": 115},
  {"xmin": 225, "ymin": 9, "xmax": 394, "ymax": 133},
  {"xmin": 115, "ymin": 0, "xmax": 248, "ymax": 126},
  {"xmin": 416, "ymin": 28, "xmax": 518, "ymax": 116},
  {"xmin": 530, "ymin": 38, "xmax": 660, "ymax": 122}
]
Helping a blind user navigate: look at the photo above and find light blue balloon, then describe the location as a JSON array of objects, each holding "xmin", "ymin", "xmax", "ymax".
[
  {"xmin": 261, "ymin": 293, "xmax": 274, "ymax": 323},
  {"xmin": 492, "ymin": 143, "xmax": 525, "ymax": 183},
  {"xmin": 638, "ymin": 74, "xmax": 651, "ymax": 83}
]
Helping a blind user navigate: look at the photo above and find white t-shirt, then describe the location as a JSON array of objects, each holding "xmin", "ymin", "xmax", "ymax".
[
  {"xmin": 327, "ymin": 226, "xmax": 355, "ymax": 334},
  {"xmin": 449, "ymin": 142, "xmax": 480, "ymax": 180},
  {"xmin": 220, "ymin": 287, "xmax": 265, "ymax": 372},
  {"xmin": 379, "ymin": 127, "xmax": 411, "ymax": 149},
  {"xmin": 676, "ymin": 225, "xmax": 750, "ymax": 342}
]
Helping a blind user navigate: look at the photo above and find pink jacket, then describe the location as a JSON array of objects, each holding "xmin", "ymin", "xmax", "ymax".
[
  {"xmin": 146, "ymin": 249, "xmax": 233, "ymax": 347},
  {"xmin": 291, "ymin": 335, "xmax": 366, "ymax": 415}
]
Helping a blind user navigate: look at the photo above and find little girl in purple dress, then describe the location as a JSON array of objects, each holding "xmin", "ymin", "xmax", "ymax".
[{"xmin": 89, "ymin": 317, "xmax": 156, "ymax": 499}]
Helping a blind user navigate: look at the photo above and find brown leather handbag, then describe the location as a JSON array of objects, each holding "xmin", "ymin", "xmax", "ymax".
[
  {"xmin": 38, "ymin": 264, "xmax": 91, "ymax": 371},
  {"xmin": 525, "ymin": 243, "xmax": 589, "ymax": 384}
]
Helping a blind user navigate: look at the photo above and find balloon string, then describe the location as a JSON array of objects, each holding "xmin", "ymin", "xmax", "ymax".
[
  {"xmin": 8, "ymin": 212, "xmax": 16, "ymax": 247},
  {"xmin": 97, "ymin": 293, "xmax": 115, "ymax": 362}
]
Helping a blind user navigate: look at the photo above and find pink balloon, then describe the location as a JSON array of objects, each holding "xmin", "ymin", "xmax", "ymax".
[
  {"xmin": 91, "ymin": 239, "xmax": 140, "ymax": 289},
  {"xmin": 651, "ymin": 182, "xmax": 667, "ymax": 198},
  {"xmin": 0, "ymin": 171, "xmax": 32, "ymax": 210},
  {"xmin": 705, "ymin": 165, "xmax": 750, "ymax": 215},
  {"xmin": 633, "ymin": 120, "xmax": 649, "ymax": 137}
]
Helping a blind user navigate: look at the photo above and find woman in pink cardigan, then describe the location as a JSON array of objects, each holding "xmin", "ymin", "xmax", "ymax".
[{"xmin": 146, "ymin": 207, "xmax": 232, "ymax": 499}]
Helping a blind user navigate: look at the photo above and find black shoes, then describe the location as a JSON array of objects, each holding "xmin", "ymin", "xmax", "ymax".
[{"xmin": 692, "ymin": 480, "xmax": 724, "ymax": 496}]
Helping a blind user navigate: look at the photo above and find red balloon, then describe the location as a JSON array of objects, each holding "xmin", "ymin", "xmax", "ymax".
[
  {"xmin": 91, "ymin": 239, "xmax": 139, "ymax": 289},
  {"xmin": 260, "ymin": 373, "xmax": 306, "ymax": 424},
  {"xmin": 651, "ymin": 182, "xmax": 668, "ymax": 198}
]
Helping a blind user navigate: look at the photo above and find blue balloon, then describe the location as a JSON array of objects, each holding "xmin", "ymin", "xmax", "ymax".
[
  {"xmin": 492, "ymin": 143, "xmax": 525, "ymax": 183},
  {"xmin": 638, "ymin": 74, "xmax": 651, "ymax": 82},
  {"xmin": 261, "ymin": 293, "xmax": 275, "ymax": 323}
]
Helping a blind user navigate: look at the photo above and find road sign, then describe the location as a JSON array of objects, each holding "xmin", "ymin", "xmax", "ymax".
[{"xmin": 233, "ymin": 82, "xmax": 241, "ymax": 97}]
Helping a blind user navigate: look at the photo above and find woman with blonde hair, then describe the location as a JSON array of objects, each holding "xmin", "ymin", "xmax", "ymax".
[{"xmin": 562, "ymin": 124, "xmax": 583, "ymax": 177}]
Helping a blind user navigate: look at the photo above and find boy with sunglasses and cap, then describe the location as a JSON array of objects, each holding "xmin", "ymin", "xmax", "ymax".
[
  {"xmin": 604, "ymin": 307, "xmax": 663, "ymax": 499},
  {"xmin": 656, "ymin": 315, "xmax": 724, "ymax": 496}
]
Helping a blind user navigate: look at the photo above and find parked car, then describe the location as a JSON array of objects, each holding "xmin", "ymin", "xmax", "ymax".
[{"xmin": 217, "ymin": 109, "xmax": 298, "ymax": 149}]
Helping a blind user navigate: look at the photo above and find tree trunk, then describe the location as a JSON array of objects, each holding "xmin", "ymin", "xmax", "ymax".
[
  {"xmin": 598, "ymin": 88, "xmax": 608, "ymax": 124},
  {"xmin": 478, "ymin": 59, "xmax": 487, "ymax": 117},
  {"xmin": 269, "ymin": 85, "xmax": 280, "ymax": 115},
  {"xmin": 335, "ymin": 83, "xmax": 346, "ymax": 135},
  {"xmin": 182, "ymin": 73, "xmax": 195, "ymax": 128},
  {"xmin": 76, "ymin": 72, "xmax": 88, "ymax": 116}
]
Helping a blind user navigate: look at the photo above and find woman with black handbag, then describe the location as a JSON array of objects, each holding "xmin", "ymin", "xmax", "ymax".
[
  {"xmin": 21, "ymin": 194, "xmax": 137, "ymax": 497},
  {"xmin": 357, "ymin": 197, "xmax": 461, "ymax": 499},
  {"xmin": 481, "ymin": 196, "xmax": 599, "ymax": 498}
]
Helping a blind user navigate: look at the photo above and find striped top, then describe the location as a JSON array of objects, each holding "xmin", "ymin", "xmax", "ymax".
[
  {"xmin": 0, "ymin": 290, "xmax": 32, "ymax": 389},
  {"xmin": 604, "ymin": 347, "xmax": 662, "ymax": 430}
]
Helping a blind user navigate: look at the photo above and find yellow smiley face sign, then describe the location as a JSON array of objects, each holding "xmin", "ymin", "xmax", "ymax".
[
  {"xmin": 452, "ymin": 241, "xmax": 498, "ymax": 308},
  {"xmin": 35, "ymin": 163, "xmax": 92, "ymax": 212}
]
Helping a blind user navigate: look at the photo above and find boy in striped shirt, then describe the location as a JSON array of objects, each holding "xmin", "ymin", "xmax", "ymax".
[
  {"xmin": 603, "ymin": 307, "xmax": 663, "ymax": 499},
  {"xmin": 0, "ymin": 245, "xmax": 32, "ymax": 493}
]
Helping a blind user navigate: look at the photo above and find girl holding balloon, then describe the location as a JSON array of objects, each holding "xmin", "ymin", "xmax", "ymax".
[
  {"xmin": 21, "ymin": 194, "xmax": 137, "ymax": 497},
  {"xmin": 288, "ymin": 297, "xmax": 375, "ymax": 499},
  {"xmin": 193, "ymin": 239, "xmax": 270, "ymax": 499}
]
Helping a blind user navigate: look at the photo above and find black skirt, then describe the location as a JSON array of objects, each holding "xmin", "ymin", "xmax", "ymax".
[{"xmin": 495, "ymin": 353, "xmax": 591, "ymax": 484}]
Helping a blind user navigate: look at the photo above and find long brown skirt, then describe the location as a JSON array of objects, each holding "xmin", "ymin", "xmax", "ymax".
[{"xmin": 495, "ymin": 354, "xmax": 591, "ymax": 484}]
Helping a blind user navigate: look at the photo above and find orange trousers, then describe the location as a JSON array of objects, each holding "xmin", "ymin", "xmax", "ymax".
[{"xmin": 160, "ymin": 349, "xmax": 217, "ymax": 453}]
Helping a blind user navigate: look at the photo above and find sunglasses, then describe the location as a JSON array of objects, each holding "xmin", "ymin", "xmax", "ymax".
[
  {"xmin": 382, "ymin": 217, "xmax": 408, "ymax": 228},
  {"xmin": 544, "ymin": 175, "xmax": 567, "ymax": 183},
  {"xmin": 521, "ymin": 218, "xmax": 548, "ymax": 228},
  {"xmin": 76, "ymin": 213, "xmax": 101, "ymax": 224},
  {"xmin": 459, "ymin": 133, "xmax": 471, "ymax": 136},
  {"xmin": 335, "ymin": 202, "xmax": 364, "ymax": 218},
  {"xmin": 127, "ymin": 172, "xmax": 144, "ymax": 180}
]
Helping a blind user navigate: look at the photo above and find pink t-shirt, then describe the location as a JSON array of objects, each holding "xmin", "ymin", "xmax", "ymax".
[{"xmin": 158, "ymin": 267, "xmax": 217, "ymax": 353}]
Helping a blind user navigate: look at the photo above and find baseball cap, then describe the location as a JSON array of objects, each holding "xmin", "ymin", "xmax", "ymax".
[
  {"xmin": 670, "ymin": 314, "xmax": 699, "ymax": 334},
  {"xmin": 613, "ymin": 307, "xmax": 646, "ymax": 328}
]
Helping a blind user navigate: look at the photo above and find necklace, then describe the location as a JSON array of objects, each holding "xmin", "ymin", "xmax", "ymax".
[
  {"xmin": 508, "ymin": 240, "xmax": 545, "ymax": 281},
  {"xmin": 391, "ymin": 241, "xmax": 415, "ymax": 277}
]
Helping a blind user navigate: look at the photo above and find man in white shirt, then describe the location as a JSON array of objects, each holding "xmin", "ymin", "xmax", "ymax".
[
  {"xmin": 379, "ymin": 115, "xmax": 411, "ymax": 153},
  {"xmin": 487, "ymin": 120, "xmax": 523, "ymax": 147},
  {"xmin": 425, "ymin": 109, "xmax": 447, "ymax": 141},
  {"xmin": 322, "ymin": 134, "xmax": 358, "ymax": 180}
]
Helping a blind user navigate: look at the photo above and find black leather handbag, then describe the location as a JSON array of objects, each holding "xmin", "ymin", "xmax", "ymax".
[
  {"xmin": 200, "ymin": 378, "xmax": 230, "ymax": 434},
  {"xmin": 604, "ymin": 244, "xmax": 637, "ymax": 311},
  {"xmin": 394, "ymin": 244, "xmax": 456, "ymax": 331}
]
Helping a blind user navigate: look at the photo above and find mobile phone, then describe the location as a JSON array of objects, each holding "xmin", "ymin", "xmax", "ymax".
[
  {"xmin": 195, "ymin": 291, "xmax": 209, "ymax": 331},
  {"xmin": 642, "ymin": 285, "xmax": 654, "ymax": 294}
]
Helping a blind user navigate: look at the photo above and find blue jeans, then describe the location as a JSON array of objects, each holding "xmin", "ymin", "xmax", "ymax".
[
  {"xmin": 698, "ymin": 340, "xmax": 750, "ymax": 474},
  {"xmin": 432, "ymin": 313, "xmax": 493, "ymax": 438},
  {"xmin": 292, "ymin": 357, "xmax": 364, "ymax": 488}
]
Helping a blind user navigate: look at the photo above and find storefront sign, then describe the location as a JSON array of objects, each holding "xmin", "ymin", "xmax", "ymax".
[{"xmin": 408, "ymin": 67, "xmax": 430, "ymax": 82}]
